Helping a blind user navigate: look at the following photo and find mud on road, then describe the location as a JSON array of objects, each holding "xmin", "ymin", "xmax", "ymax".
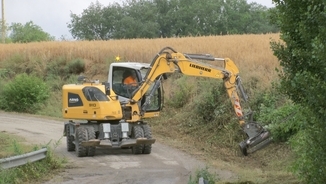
[{"xmin": 0, "ymin": 112, "xmax": 235, "ymax": 184}]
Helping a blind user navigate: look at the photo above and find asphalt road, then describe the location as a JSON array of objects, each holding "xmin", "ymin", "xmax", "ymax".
[{"xmin": 0, "ymin": 112, "xmax": 234, "ymax": 184}]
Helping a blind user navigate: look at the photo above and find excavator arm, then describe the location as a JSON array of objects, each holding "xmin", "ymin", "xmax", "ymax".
[{"xmin": 131, "ymin": 47, "xmax": 272, "ymax": 155}]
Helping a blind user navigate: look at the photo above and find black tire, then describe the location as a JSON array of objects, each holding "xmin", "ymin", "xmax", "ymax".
[
  {"xmin": 142, "ymin": 124, "xmax": 152, "ymax": 154},
  {"xmin": 66, "ymin": 125, "xmax": 75, "ymax": 152},
  {"xmin": 132, "ymin": 125, "xmax": 144, "ymax": 154},
  {"xmin": 86, "ymin": 127, "xmax": 96, "ymax": 157},
  {"xmin": 75, "ymin": 127, "xmax": 88, "ymax": 157}
]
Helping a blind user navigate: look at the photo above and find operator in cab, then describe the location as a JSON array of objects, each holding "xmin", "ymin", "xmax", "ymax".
[{"xmin": 123, "ymin": 70, "xmax": 138, "ymax": 86}]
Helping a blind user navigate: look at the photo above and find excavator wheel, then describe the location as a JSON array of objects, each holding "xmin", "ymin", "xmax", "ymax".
[
  {"xmin": 66, "ymin": 124, "xmax": 75, "ymax": 152},
  {"xmin": 142, "ymin": 124, "xmax": 152, "ymax": 154},
  {"xmin": 239, "ymin": 141, "xmax": 248, "ymax": 156},
  {"xmin": 86, "ymin": 127, "xmax": 96, "ymax": 157},
  {"xmin": 76, "ymin": 127, "xmax": 88, "ymax": 157},
  {"xmin": 132, "ymin": 125, "xmax": 144, "ymax": 154}
]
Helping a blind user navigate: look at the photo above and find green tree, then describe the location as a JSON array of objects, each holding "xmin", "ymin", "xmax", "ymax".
[
  {"xmin": 67, "ymin": 0, "xmax": 277, "ymax": 40},
  {"xmin": 247, "ymin": 3, "xmax": 279, "ymax": 33},
  {"xmin": 270, "ymin": 0, "xmax": 326, "ymax": 183},
  {"xmin": 194, "ymin": 0, "xmax": 226, "ymax": 35},
  {"xmin": 114, "ymin": 0, "xmax": 160, "ymax": 39},
  {"xmin": 153, "ymin": 0, "xmax": 178, "ymax": 37},
  {"xmin": 69, "ymin": 0, "xmax": 159, "ymax": 40},
  {"xmin": 0, "ymin": 20, "xmax": 11, "ymax": 43},
  {"xmin": 68, "ymin": 1, "xmax": 117, "ymax": 40},
  {"xmin": 9, "ymin": 21, "xmax": 54, "ymax": 43},
  {"xmin": 102, "ymin": 3, "xmax": 125, "ymax": 39}
]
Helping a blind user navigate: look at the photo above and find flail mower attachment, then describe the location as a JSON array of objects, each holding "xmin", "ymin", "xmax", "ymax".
[{"xmin": 239, "ymin": 122, "xmax": 272, "ymax": 156}]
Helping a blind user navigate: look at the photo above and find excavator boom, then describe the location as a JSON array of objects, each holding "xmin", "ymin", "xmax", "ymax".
[
  {"xmin": 131, "ymin": 47, "xmax": 272, "ymax": 155},
  {"xmin": 62, "ymin": 46, "xmax": 271, "ymax": 157}
]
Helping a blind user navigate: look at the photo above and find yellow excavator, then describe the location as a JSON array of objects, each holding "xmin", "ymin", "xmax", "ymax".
[{"xmin": 62, "ymin": 47, "xmax": 271, "ymax": 157}]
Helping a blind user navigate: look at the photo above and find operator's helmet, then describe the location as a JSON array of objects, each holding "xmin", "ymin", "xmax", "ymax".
[{"xmin": 123, "ymin": 70, "xmax": 132, "ymax": 79}]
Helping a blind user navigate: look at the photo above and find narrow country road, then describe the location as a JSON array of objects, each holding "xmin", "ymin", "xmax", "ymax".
[{"xmin": 0, "ymin": 112, "xmax": 234, "ymax": 184}]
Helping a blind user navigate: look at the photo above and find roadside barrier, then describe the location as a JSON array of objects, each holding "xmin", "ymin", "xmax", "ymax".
[{"xmin": 0, "ymin": 148, "xmax": 47, "ymax": 169}]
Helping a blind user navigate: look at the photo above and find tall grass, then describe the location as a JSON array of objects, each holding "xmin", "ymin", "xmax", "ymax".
[
  {"xmin": 0, "ymin": 34, "xmax": 280, "ymax": 88},
  {"xmin": 0, "ymin": 34, "xmax": 281, "ymax": 117}
]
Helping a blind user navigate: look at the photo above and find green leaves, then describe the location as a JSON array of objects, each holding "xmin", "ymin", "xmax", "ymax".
[
  {"xmin": 68, "ymin": 1, "xmax": 109, "ymax": 40},
  {"xmin": 68, "ymin": 0, "xmax": 278, "ymax": 40},
  {"xmin": 166, "ymin": 75, "xmax": 193, "ymax": 108},
  {"xmin": 9, "ymin": 21, "xmax": 54, "ymax": 43},
  {"xmin": 0, "ymin": 73, "xmax": 50, "ymax": 113},
  {"xmin": 271, "ymin": 0, "xmax": 326, "ymax": 182}
]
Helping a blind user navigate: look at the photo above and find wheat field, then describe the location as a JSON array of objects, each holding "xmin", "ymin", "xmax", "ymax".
[{"xmin": 0, "ymin": 34, "xmax": 280, "ymax": 88}]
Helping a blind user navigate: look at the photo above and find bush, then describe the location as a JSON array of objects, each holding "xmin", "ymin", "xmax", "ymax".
[
  {"xmin": 46, "ymin": 58, "xmax": 85, "ymax": 80},
  {"xmin": 193, "ymin": 80, "xmax": 232, "ymax": 124},
  {"xmin": 46, "ymin": 74, "xmax": 80, "ymax": 91},
  {"xmin": 1, "ymin": 54, "xmax": 50, "ymax": 79},
  {"xmin": 0, "ymin": 69, "xmax": 9, "ymax": 79},
  {"xmin": 188, "ymin": 167, "xmax": 218, "ymax": 184},
  {"xmin": 289, "ymin": 115, "xmax": 326, "ymax": 184},
  {"xmin": 257, "ymin": 83, "xmax": 305, "ymax": 142},
  {"xmin": 0, "ymin": 73, "xmax": 50, "ymax": 113},
  {"xmin": 166, "ymin": 75, "xmax": 193, "ymax": 108},
  {"xmin": 259, "ymin": 102, "xmax": 305, "ymax": 142},
  {"xmin": 270, "ymin": 1, "xmax": 326, "ymax": 182},
  {"xmin": 65, "ymin": 58, "xmax": 85, "ymax": 75},
  {"xmin": 1, "ymin": 54, "xmax": 26, "ymax": 78}
]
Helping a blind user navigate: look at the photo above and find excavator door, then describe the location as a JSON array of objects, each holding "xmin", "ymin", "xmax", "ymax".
[
  {"xmin": 108, "ymin": 63, "xmax": 164, "ymax": 118},
  {"xmin": 141, "ymin": 81, "xmax": 164, "ymax": 118}
]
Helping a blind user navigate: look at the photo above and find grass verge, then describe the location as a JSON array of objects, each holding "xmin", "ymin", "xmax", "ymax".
[
  {"xmin": 0, "ymin": 131, "xmax": 65, "ymax": 184},
  {"xmin": 151, "ymin": 107, "xmax": 300, "ymax": 184}
]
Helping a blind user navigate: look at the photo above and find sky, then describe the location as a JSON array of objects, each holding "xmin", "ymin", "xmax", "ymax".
[{"xmin": 2, "ymin": 0, "xmax": 275, "ymax": 40}]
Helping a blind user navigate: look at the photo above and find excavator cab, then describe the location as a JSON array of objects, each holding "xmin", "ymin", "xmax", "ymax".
[
  {"xmin": 109, "ymin": 62, "xmax": 164, "ymax": 117},
  {"xmin": 112, "ymin": 67, "xmax": 139, "ymax": 98}
]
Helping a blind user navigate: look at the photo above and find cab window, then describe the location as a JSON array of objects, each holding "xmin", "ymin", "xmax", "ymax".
[
  {"xmin": 82, "ymin": 87, "xmax": 109, "ymax": 101},
  {"xmin": 112, "ymin": 67, "xmax": 139, "ymax": 98}
]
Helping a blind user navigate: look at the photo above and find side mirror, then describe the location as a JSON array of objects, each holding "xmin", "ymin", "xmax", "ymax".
[
  {"xmin": 102, "ymin": 82, "xmax": 110, "ymax": 96},
  {"xmin": 106, "ymin": 88, "xmax": 110, "ymax": 96}
]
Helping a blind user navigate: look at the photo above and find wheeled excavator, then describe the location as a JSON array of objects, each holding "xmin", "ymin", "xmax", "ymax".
[{"xmin": 62, "ymin": 47, "xmax": 271, "ymax": 157}]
